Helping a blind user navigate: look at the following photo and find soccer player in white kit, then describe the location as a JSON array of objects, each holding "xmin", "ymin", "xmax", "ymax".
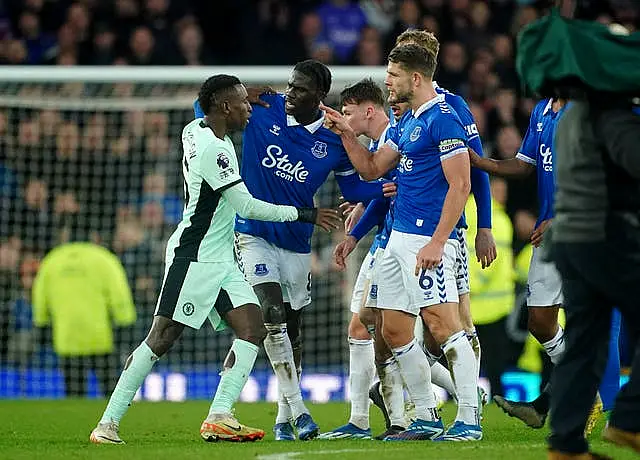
[{"xmin": 89, "ymin": 75, "xmax": 340, "ymax": 444}]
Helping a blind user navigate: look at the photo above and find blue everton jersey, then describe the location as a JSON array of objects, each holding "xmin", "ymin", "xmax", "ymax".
[
  {"xmin": 515, "ymin": 98, "xmax": 566, "ymax": 228},
  {"xmin": 434, "ymin": 83, "xmax": 490, "ymax": 230},
  {"xmin": 369, "ymin": 124, "xmax": 396, "ymax": 254},
  {"xmin": 235, "ymin": 93, "xmax": 356, "ymax": 253},
  {"xmin": 388, "ymin": 94, "xmax": 468, "ymax": 238}
]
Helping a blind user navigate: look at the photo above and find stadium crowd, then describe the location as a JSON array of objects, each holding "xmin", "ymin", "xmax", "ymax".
[{"xmin": 0, "ymin": 0, "xmax": 638, "ymax": 395}]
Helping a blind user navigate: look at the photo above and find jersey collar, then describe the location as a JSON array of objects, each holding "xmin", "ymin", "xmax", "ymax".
[
  {"xmin": 286, "ymin": 113, "xmax": 326, "ymax": 133},
  {"xmin": 413, "ymin": 93, "xmax": 445, "ymax": 118},
  {"xmin": 542, "ymin": 98, "xmax": 553, "ymax": 116}
]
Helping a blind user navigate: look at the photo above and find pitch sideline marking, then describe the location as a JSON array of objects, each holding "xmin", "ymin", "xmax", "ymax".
[{"xmin": 256, "ymin": 448, "xmax": 377, "ymax": 459}]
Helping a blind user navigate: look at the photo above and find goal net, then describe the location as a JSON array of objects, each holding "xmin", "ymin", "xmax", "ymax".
[{"xmin": 0, "ymin": 65, "xmax": 385, "ymax": 402}]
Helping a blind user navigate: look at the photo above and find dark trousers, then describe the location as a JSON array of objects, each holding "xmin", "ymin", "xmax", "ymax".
[
  {"xmin": 59, "ymin": 353, "xmax": 120, "ymax": 397},
  {"xmin": 549, "ymin": 237, "xmax": 640, "ymax": 453},
  {"xmin": 476, "ymin": 317, "xmax": 511, "ymax": 397}
]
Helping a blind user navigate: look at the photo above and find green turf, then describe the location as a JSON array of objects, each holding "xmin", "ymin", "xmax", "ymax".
[{"xmin": 0, "ymin": 400, "xmax": 633, "ymax": 459}]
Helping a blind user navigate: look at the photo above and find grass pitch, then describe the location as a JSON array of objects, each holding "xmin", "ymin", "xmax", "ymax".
[{"xmin": 1, "ymin": 400, "xmax": 634, "ymax": 459}]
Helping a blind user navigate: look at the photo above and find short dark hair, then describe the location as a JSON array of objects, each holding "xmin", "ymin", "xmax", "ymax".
[
  {"xmin": 340, "ymin": 78, "xmax": 385, "ymax": 108},
  {"xmin": 293, "ymin": 59, "xmax": 332, "ymax": 97},
  {"xmin": 198, "ymin": 74, "xmax": 242, "ymax": 114},
  {"xmin": 388, "ymin": 44, "xmax": 437, "ymax": 79}
]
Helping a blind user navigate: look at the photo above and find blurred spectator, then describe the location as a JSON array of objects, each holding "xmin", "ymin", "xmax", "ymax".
[
  {"xmin": 32, "ymin": 219, "xmax": 136, "ymax": 396},
  {"xmin": 45, "ymin": 23, "xmax": 78, "ymax": 65},
  {"xmin": 360, "ymin": 0, "xmax": 396, "ymax": 36},
  {"xmin": 128, "ymin": 26, "xmax": 162, "ymax": 65},
  {"xmin": 4, "ymin": 39, "xmax": 28, "ymax": 64},
  {"xmin": 385, "ymin": 0, "xmax": 421, "ymax": 53},
  {"xmin": 17, "ymin": 11, "xmax": 56, "ymax": 64},
  {"xmin": 316, "ymin": 0, "xmax": 368, "ymax": 64},
  {"xmin": 350, "ymin": 26, "xmax": 384, "ymax": 65},
  {"xmin": 298, "ymin": 12, "xmax": 326, "ymax": 63},
  {"xmin": 5, "ymin": 255, "xmax": 40, "ymax": 366},
  {"xmin": 138, "ymin": 172, "xmax": 182, "ymax": 225},
  {"xmin": 492, "ymin": 34, "xmax": 517, "ymax": 89},
  {"xmin": 173, "ymin": 23, "xmax": 214, "ymax": 66},
  {"xmin": 0, "ymin": 236, "xmax": 22, "ymax": 361},
  {"xmin": 254, "ymin": 0, "xmax": 304, "ymax": 65},
  {"xmin": 89, "ymin": 23, "xmax": 116, "ymax": 65},
  {"xmin": 435, "ymin": 41, "xmax": 467, "ymax": 94},
  {"xmin": 486, "ymin": 87, "xmax": 520, "ymax": 145}
]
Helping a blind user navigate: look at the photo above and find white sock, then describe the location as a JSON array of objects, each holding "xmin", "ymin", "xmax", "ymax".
[
  {"xmin": 264, "ymin": 323, "xmax": 308, "ymax": 421},
  {"xmin": 442, "ymin": 330, "xmax": 478, "ymax": 426},
  {"xmin": 100, "ymin": 342, "xmax": 158, "ymax": 424},
  {"xmin": 467, "ymin": 328, "xmax": 482, "ymax": 381},
  {"xmin": 392, "ymin": 338, "xmax": 438, "ymax": 422},
  {"xmin": 209, "ymin": 339, "xmax": 259, "ymax": 416},
  {"xmin": 542, "ymin": 326, "xmax": 565, "ymax": 365},
  {"xmin": 348, "ymin": 338, "xmax": 375, "ymax": 430},
  {"xmin": 424, "ymin": 349, "xmax": 457, "ymax": 399},
  {"xmin": 276, "ymin": 388, "xmax": 293, "ymax": 424},
  {"xmin": 377, "ymin": 357, "xmax": 407, "ymax": 428}
]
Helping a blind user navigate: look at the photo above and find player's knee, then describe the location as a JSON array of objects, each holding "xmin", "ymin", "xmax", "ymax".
[
  {"xmin": 381, "ymin": 322, "xmax": 411, "ymax": 349},
  {"xmin": 527, "ymin": 312, "xmax": 557, "ymax": 342},
  {"xmin": 263, "ymin": 302, "xmax": 287, "ymax": 325},
  {"xmin": 348, "ymin": 314, "xmax": 370, "ymax": 340},
  {"xmin": 239, "ymin": 322, "xmax": 268, "ymax": 346},
  {"xmin": 145, "ymin": 316, "xmax": 183, "ymax": 356}
]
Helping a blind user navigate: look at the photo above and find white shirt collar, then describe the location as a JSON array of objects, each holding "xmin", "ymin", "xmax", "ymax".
[
  {"xmin": 413, "ymin": 93, "xmax": 446, "ymax": 118},
  {"xmin": 286, "ymin": 113, "xmax": 326, "ymax": 133},
  {"xmin": 432, "ymin": 81, "xmax": 440, "ymax": 89},
  {"xmin": 542, "ymin": 98, "xmax": 554, "ymax": 116}
]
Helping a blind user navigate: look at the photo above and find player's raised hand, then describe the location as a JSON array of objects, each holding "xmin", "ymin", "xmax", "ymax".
[
  {"xmin": 333, "ymin": 235, "xmax": 358, "ymax": 271},
  {"xmin": 382, "ymin": 181, "xmax": 397, "ymax": 197},
  {"xmin": 415, "ymin": 240, "xmax": 444, "ymax": 275},
  {"xmin": 342, "ymin": 202, "xmax": 364, "ymax": 233},
  {"xmin": 320, "ymin": 103, "xmax": 353, "ymax": 136},
  {"xmin": 246, "ymin": 86, "xmax": 276, "ymax": 108},
  {"xmin": 475, "ymin": 228, "xmax": 497, "ymax": 269},
  {"xmin": 315, "ymin": 208, "xmax": 342, "ymax": 232},
  {"xmin": 530, "ymin": 218, "xmax": 551, "ymax": 247}
]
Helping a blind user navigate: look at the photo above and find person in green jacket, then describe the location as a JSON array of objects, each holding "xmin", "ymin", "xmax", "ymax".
[{"xmin": 32, "ymin": 224, "xmax": 136, "ymax": 397}]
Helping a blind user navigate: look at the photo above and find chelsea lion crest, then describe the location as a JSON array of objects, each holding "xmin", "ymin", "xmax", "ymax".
[{"xmin": 311, "ymin": 141, "xmax": 328, "ymax": 159}]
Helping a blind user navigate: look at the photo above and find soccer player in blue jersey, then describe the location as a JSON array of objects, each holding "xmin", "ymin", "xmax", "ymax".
[
  {"xmin": 317, "ymin": 79, "xmax": 404, "ymax": 440},
  {"xmin": 194, "ymin": 61, "xmax": 393, "ymax": 441},
  {"xmin": 323, "ymin": 43, "xmax": 482, "ymax": 441},
  {"xmin": 468, "ymin": 98, "xmax": 573, "ymax": 422},
  {"xmin": 395, "ymin": 29, "xmax": 495, "ymax": 407},
  {"xmin": 471, "ymin": 98, "xmax": 605, "ymax": 433}
]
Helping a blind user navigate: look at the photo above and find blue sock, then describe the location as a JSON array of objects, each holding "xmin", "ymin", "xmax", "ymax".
[{"xmin": 599, "ymin": 309, "xmax": 621, "ymax": 411}]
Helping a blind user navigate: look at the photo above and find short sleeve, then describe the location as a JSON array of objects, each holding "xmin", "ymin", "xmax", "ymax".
[
  {"xmin": 515, "ymin": 105, "xmax": 540, "ymax": 166},
  {"xmin": 432, "ymin": 113, "xmax": 468, "ymax": 161},
  {"xmin": 449, "ymin": 95, "xmax": 480, "ymax": 144},
  {"xmin": 199, "ymin": 141, "xmax": 243, "ymax": 192}
]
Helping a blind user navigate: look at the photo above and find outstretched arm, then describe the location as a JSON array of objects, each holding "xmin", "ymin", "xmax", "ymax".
[
  {"xmin": 469, "ymin": 148, "xmax": 534, "ymax": 177},
  {"xmin": 322, "ymin": 103, "xmax": 399, "ymax": 181}
]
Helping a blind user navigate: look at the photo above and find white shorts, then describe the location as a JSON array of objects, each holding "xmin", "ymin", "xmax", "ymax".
[
  {"xmin": 377, "ymin": 231, "xmax": 460, "ymax": 315},
  {"xmin": 235, "ymin": 233, "xmax": 312, "ymax": 310},
  {"xmin": 527, "ymin": 246, "xmax": 564, "ymax": 307},
  {"xmin": 365, "ymin": 247, "xmax": 386, "ymax": 308},
  {"xmin": 154, "ymin": 258, "xmax": 259, "ymax": 330},
  {"xmin": 350, "ymin": 251, "xmax": 375, "ymax": 314},
  {"xmin": 455, "ymin": 228, "xmax": 470, "ymax": 296}
]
